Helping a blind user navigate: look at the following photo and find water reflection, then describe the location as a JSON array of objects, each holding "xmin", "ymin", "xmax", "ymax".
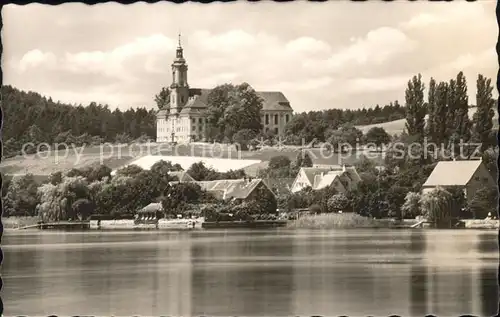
[
  {"xmin": 477, "ymin": 233, "xmax": 499, "ymax": 316},
  {"xmin": 1, "ymin": 229, "xmax": 498, "ymax": 316}
]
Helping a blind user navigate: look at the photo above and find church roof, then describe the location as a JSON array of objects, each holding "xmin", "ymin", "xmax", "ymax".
[{"xmin": 257, "ymin": 91, "xmax": 293, "ymax": 111}]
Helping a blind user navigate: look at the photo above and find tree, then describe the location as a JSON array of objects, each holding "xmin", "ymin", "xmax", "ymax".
[
  {"xmin": 425, "ymin": 78, "xmax": 437, "ymax": 141},
  {"xmin": 446, "ymin": 186, "xmax": 467, "ymax": 219},
  {"xmin": 309, "ymin": 204, "xmax": 322, "ymax": 214},
  {"xmin": 87, "ymin": 165, "xmax": 112, "ymax": 182},
  {"xmin": 115, "ymin": 164, "xmax": 144, "ymax": 177},
  {"xmin": 405, "ymin": 74, "xmax": 427, "ymax": 141},
  {"xmin": 386, "ymin": 185, "xmax": 407, "ymax": 218},
  {"xmin": 206, "ymin": 84, "xmax": 234, "ymax": 126},
  {"xmin": 419, "ymin": 187, "xmax": 453, "ymax": 228},
  {"xmin": 161, "ymin": 183, "xmax": 207, "ymax": 217},
  {"xmin": 154, "ymin": 87, "xmax": 170, "ymax": 110},
  {"xmin": 49, "ymin": 171, "xmax": 63, "ymax": 185},
  {"xmin": 150, "ymin": 160, "xmax": 182, "ymax": 177},
  {"xmin": 469, "ymin": 186, "xmax": 497, "ymax": 219},
  {"xmin": 268, "ymin": 155, "xmax": 292, "ymax": 170},
  {"xmin": 472, "ymin": 74, "xmax": 495, "ymax": 152},
  {"xmin": 37, "ymin": 176, "xmax": 90, "ymax": 221},
  {"xmin": 72, "ymin": 198, "xmax": 95, "ymax": 220},
  {"xmin": 205, "ymin": 83, "xmax": 263, "ymax": 141},
  {"xmin": 447, "ymin": 72, "xmax": 471, "ymax": 156},
  {"xmin": 455, "ymin": 72, "xmax": 472, "ymax": 148},
  {"xmin": 187, "ymin": 162, "xmax": 212, "ymax": 181},
  {"xmin": 294, "ymin": 151, "xmax": 313, "ymax": 169},
  {"xmin": 327, "ymin": 193, "xmax": 349, "ymax": 213},
  {"xmin": 401, "ymin": 192, "xmax": 421, "ymax": 219},
  {"xmin": 365, "ymin": 127, "xmax": 390, "ymax": 148},
  {"xmin": 223, "ymin": 83, "xmax": 263, "ymax": 137},
  {"xmin": 481, "ymin": 148, "xmax": 498, "ymax": 180},
  {"xmin": 232, "ymin": 128, "xmax": 258, "ymax": 151},
  {"xmin": 431, "ymin": 82, "xmax": 450, "ymax": 145},
  {"xmin": 4, "ymin": 174, "xmax": 40, "ymax": 217}
]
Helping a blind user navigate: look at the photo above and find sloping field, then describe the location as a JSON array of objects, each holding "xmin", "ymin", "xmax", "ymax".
[
  {"xmin": 356, "ymin": 107, "xmax": 499, "ymax": 135},
  {"xmin": 0, "ymin": 144, "xmax": 137, "ymax": 176},
  {"xmin": 356, "ymin": 118, "xmax": 407, "ymax": 135},
  {"xmin": 0, "ymin": 142, "xmax": 384, "ymax": 177}
]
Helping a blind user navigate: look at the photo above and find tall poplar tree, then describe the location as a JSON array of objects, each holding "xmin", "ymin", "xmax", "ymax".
[
  {"xmin": 472, "ymin": 74, "xmax": 495, "ymax": 152},
  {"xmin": 454, "ymin": 72, "xmax": 471, "ymax": 142},
  {"xmin": 405, "ymin": 74, "xmax": 427, "ymax": 142},
  {"xmin": 433, "ymin": 82, "xmax": 449, "ymax": 146},
  {"xmin": 425, "ymin": 78, "xmax": 437, "ymax": 141},
  {"xmin": 446, "ymin": 72, "xmax": 471, "ymax": 156}
]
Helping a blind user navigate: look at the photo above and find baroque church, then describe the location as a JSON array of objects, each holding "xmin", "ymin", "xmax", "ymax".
[{"xmin": 156, "ymin": 35, "xmax": 294, "ymax": 143}]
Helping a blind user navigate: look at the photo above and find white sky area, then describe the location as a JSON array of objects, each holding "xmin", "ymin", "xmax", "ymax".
[{"xmin": 2, "ymin": 1, "xmax": 497, "ymax": 112}]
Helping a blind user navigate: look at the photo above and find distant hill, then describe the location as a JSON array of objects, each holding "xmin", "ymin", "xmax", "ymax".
[{"xmin": 356, "ymin": 107, "xmax": 499, "ymax": 136}]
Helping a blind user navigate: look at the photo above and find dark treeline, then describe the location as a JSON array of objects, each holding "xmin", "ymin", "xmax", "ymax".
[
  {"xmin": 2, "ymin": 84, "xmax": 405, "ymax": 157},
  {"xmin": 283, "ymin": 100, "xmax": 405, "ymax": 143},
  {"xmin": 1, "ymin": 85, "xmax": 156, "ymax": 157}
]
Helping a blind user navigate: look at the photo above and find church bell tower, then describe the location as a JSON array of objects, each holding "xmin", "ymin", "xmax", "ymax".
[{"xmin": 169, "ymin": 34, "xmax": 189, "ymax": 115}]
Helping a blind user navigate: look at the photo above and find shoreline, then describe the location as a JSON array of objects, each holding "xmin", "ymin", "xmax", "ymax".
[{"xmin": 3, "ymin": 216, "xmax": 499, "ymax": 231}]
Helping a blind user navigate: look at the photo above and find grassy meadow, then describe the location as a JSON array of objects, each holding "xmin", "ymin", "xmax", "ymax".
[{"xmin": 0, "ymin": 142, "xmax": 383, "ymax": 178}]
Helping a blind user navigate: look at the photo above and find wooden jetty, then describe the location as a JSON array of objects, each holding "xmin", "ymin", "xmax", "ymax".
[
  {"xmin": 202, "ymin": 220, "xmax": 288, "ymax": 229},
  {"xmin": 16, "ymin": 221, "xmax": 90, "ymax": 230}
]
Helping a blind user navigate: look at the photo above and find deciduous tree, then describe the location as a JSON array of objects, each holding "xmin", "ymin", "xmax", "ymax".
[
  {"xmin": 405, "ymin": 74, "xmax": 427, "ymax": 141},
  {"xmin": 472, "ymin": 74, "xmax": 495, "ymax": 152}
]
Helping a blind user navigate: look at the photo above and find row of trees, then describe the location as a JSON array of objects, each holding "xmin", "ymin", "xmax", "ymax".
[
  {"xmin": 405, "ymin": 72, "xmax": 496, "ymax": 154},
  {"xmin": 2, "ymin": 158, "xmax": 279, "ymax": 221}
]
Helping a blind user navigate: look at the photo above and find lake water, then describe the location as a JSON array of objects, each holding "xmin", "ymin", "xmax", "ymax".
[{"xmin": 2, "ymin": 229, "xmax": 499, "ymax": 316}]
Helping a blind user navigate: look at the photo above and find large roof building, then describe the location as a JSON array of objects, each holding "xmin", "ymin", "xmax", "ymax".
[
  {"xmin": 421, "ymin": 159, "xmax": 495, "ymax": 205},
  {"xmin": 156, "ymin": 35, "xmax": 294, "ymax": 143}
]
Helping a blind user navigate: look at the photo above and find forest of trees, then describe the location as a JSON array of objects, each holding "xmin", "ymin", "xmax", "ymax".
[
  {"xmin": 1, "ymin": 85, "xmax": 157, "ymax": 158},
  {"xmin": 403, "ymin": 71, "xmax": 496, "ymax": 158}
]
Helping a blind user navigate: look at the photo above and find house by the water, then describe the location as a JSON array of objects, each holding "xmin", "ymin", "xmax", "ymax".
[
  {"xmin": 421, "ymin": 159, "xmax": 495, "ymax": 204},
  {"xmin": 290, "ymin": 165, "xmax": 361, "ymax": 193}
]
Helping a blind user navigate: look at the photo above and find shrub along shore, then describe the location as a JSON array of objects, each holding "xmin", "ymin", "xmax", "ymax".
[{"xmin": 4, "ymin": 215, "xmax": 498, "ymax": 230}]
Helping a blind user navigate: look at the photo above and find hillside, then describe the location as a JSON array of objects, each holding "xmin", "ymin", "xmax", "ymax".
[
  {"xmin": 356, "ymin": 107, "xmax": 499, "ymax": 135},
  {"xmin": 0, "ymin": 142, "xmax": 385, "ymax": 178},
  {"xmin": 0, "ymin": 85, "xmax": 157, "ymax": 158}
]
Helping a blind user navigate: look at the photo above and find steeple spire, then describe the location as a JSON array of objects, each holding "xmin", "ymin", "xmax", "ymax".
[{"xmin": 175, "ymin": 32, "xmax": 184, "ymax": 59}]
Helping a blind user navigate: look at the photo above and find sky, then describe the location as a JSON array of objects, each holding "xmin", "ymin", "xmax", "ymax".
[{"xmin": 2, "ymin": 1, "xmax": 497, "ymax": 113}]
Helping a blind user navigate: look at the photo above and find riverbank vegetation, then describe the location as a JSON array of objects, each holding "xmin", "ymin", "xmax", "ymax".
[
  {"xmin": 1, "ymin": 158, "xmax": 278, "ymax": 223},
  {"xmin": 275, "ymin": 71, "xmax": 498, "ymax": 228},
  {"xmin": 2, "ymin": 71, "xmax": 497, "ymax": 229},
  {"xmin": 287, "ymin": 213, "xmax": 391, "ymax": 229}
]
